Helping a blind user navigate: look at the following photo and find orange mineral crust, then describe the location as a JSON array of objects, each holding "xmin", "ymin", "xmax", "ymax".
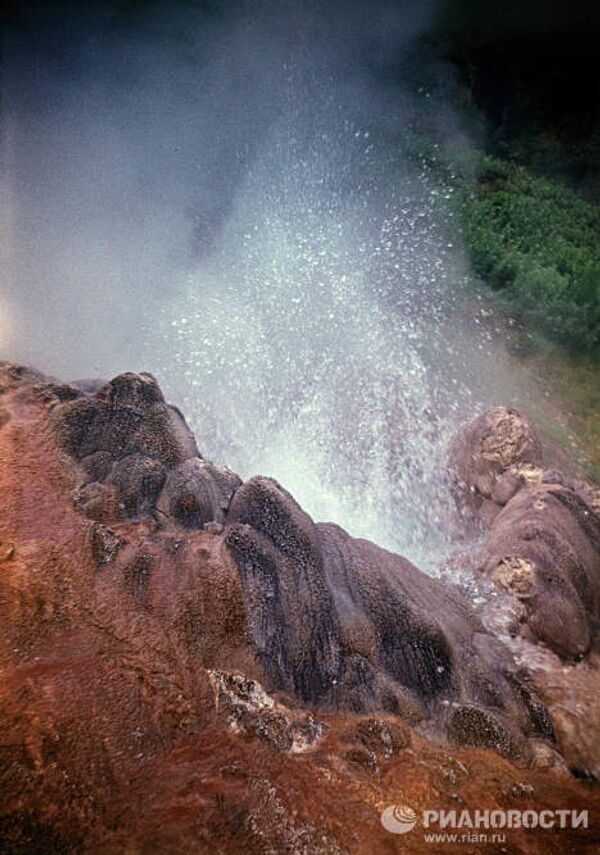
[{"xmin": 0, "ymin": 364, "xmax": 598, "ymax": 854}]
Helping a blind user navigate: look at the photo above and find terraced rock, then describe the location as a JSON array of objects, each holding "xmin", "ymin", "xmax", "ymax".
[{"xmin": 1, "ymin": 363, "xmax": 599, "ymax": 854}]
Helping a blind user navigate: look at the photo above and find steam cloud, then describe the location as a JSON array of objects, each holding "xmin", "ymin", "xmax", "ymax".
[{"xmin": 1, "ymin": 1, "xmax": 531, "ymax": 567}]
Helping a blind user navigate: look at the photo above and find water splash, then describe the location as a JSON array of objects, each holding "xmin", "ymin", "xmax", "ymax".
[
  {"xmin": 3, "ymin": 1, "xmax": 535, "ymax": 570},
  {"xmin": 155, "ymin": 85, "xmax": 479, "ymax": 569}
]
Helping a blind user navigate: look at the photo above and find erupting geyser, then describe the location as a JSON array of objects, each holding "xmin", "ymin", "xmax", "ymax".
[
  {"xmin": 1, "ymin": 0, "xmax": 545, "ymax": 569},
  {"xmin": 2, "ymin": 5, "xmax": 600, "ymax": 852}
]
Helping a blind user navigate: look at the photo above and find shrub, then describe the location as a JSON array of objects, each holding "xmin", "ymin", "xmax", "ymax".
[{"xmin": 461, "ymin": 156, "xmax": 600, "ymax": 354}]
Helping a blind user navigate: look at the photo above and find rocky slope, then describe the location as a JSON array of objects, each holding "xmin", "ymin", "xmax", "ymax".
[{"xmin": 0, "ymin": 363, "xmax": 599, "ymax": 854}]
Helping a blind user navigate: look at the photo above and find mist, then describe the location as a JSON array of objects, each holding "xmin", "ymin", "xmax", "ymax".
[{"xmin": 1, "ymin": 0, "xmax": 535, "ymax": 567}]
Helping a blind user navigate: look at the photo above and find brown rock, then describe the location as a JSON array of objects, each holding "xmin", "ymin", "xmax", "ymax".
[
  {"xmin": 446, "ymin": 704, "xmax": 527, "ymax": 762},
  {"xmin": 157, "ymin": 458, "xmax": 241, "ymax": 529},
  {"xmin": 208, "ymin": 670, "xmax": 326, "ymax": 753},
  {"xmin": 449, "ymin": 406, "xmax": 543, "ymax": 514},
  {"xmin": 224, "ymin": 476, "xmax": 556, "ymax": 757},
  {"xmin": 353, "ymin": 717, "xmax": 411, "ymax": 758},
  {"xmin": 89, "ymin": 523, "xmax": 124, "ymax": 569},
  {"xmin": 2, "ymin": 362, "xmax": 599, "ymax": 853},
  {"xmin": 478, "ymin": 483, "xmax": 600, "ymax": 658}
]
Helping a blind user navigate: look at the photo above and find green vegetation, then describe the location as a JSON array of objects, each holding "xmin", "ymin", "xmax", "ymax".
[
  {"xmin": 453, "ymin": 153, "xmax": 600, "ymax": 478},
  {"xmin": 544, "ymin": 354, "xmax": 600, "ymax": 480},
  {"xmin": 423, "ymin": 1, "xmax": 600, "ymax": 477},
  {"xmin": 406, "ymin": 139, "xmax": 600, "ymax": 477},
  {"xmin": 461, "ymin": 155, "xmax": 600, "ymax": 355}
]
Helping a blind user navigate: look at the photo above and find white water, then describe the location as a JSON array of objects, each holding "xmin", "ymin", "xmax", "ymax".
[
  {"xmin": 1, "ymin": 1, "xmax": 535, "ymax": 569},
  {"xmin": 153, "ymin": 82, "xmax": 501, "ymax": 568}
]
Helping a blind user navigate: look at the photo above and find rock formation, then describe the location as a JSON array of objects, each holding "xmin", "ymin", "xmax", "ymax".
[
  {"xmin": 449, "ymin": 405, "xmax": 600, "ymax": 777},
  {"xmin": 50, "ymin": 370, "xmax": 557, "ymax": 759},
  {"xmin": 1, "ymin": 364, "xmax": 598, "ymax": 854},
  {"xmin": 224, "ymin": 476, "xmax": 556, "ymax": 762},
  {"xmin": 449, "ymin": 405, "xmax": 544, "ymax": 518},
  {"xmin": 450, "ymin": 405, "xmax": 600, "ymax": 659},
  {"xmin": 478, "ymin": 483, "xmax": 600, "ymax": 658}
]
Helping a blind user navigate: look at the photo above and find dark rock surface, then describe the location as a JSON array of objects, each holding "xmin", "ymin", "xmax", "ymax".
[
  {"xmin": 449, "ymin": 407, "xmax": 600, "ymax": 776},
  {"xmin": 50, "ymin": 371, "xmax": 240, "ymax": 528},
  {"xmin": 450, "ymin": 406, "xmax": 600, "ymax": 659},
  {"xmin": 450, "ymin": 407, "xmax": 600, "ymax": 658},
  {"xmin": 157, "ymin": 458, "xmax": 241, "ymax": 529},
  {"xmin": 1, "ymin": 362, "xmax": 599, "ymax": 853},
  {"xmin": 47, "ymin": 370, "xmax": 559, "ymax": 758},
  {"xmin": 53, "ymin": 371, "xmax": 199, "ymax": 469},
  {"xmin": 224, "ymin": 476, "xmax": 554, "ymax": 758}
]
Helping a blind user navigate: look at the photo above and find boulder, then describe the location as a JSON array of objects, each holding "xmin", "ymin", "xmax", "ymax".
[
  {"xmin": 477, "ymin": 483, "xmax": 600, "ymax": 658},
  {"xmin": 52, "ymin": 372, "xmax": 199, "ymax": 468},
  {"xmin": 225, "ymin": 476, "xmax": 341, "ymax": 706},
  {"xmin": 110, "ymin": 453, "xmax": 167, "ymax": 516},
  {"xmin": 449, "ymin": 406, "xmax": 543, "ymax": 514}
]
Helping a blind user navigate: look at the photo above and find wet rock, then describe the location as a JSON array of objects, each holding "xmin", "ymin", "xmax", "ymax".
[
  {"xmin": 478, "ymin": 483, "xmax": 600, "ymax": 658},
  {"xmin": 450, "ymin": 407, "xmax": 543, "ymax": 512},
  {"xmin": 523, "ymin": 648, "xmax": 600, "ymax": 781},
  {"xmin": 208, "ymin": 670, "xmax": 326, "ymax": 753},
  {"xmin": 380, "ymin": 686, "xmax": 426, "ymax": 725},
  {"xmin": 72, "ymin": 481, "xmax": 117, "ymax": 521},
  {"xmin": 52, "ymin": 372, "xmax": 199, "ymax": 467},
  {"xmin": 2, "ymin": 359, "xmax": 598, "ymax": 853},
  {"xmin": 446, "ymin": 704, "xmax": 527, "ymax": 762},
  {"xmin": 36, "ymin": 368, "xmax": 566, "ymax": 762},
  {"xmin": 110, "ymin": 453, "xmax": 167, "ymax": 517},
  {"xmin": 225, "ymin": 477, "xmax": 341, "ymax": 705},
  {"xmin": 506, "ymin": 675, "xmax": 555, "ymax": 742},
  {"xmin": 319, "ymin": 522, "xmax": 456, "ymax": 705},
  {"xmin": 54, "ymin": 396, "xmax": 140, "ymax": 460},
  {"xmin": 352, "ymin": 717, "xmax": 410, "ymax": 759},
  {"xmin": 128, "ymin": 403, "xmax": 199, "ymax": 467},
  {"xmin": 49, "ymin": 372, "xmax": 249, "ymax": 531},
  {"xmin": 157, "ymin": 458, "xmax": 241, "ymax": 529},
  {"xmin": 80, "ymin": 451, "xmax": 114, "ymax": 482},
  {"xmin": 89, "ymin": 524, "xmax": 124, "ymax": 569},
  {"xmin": 224, "ymin": 476, "xmax": 551, "ymax": 754},
  {"xmin": 96, "ymin": 372, "xmax": 164, "ymax": 411}
]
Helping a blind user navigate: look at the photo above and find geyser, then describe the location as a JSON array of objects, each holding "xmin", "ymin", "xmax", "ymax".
[{"xmin": 1, "ymin": 0, "xmax": 538, "ymax": 567}]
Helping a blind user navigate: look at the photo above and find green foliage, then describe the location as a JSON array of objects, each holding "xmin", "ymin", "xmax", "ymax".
[{"xmin": 461, "ymin": 156, "xmax": 600, "ymax": 354}]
